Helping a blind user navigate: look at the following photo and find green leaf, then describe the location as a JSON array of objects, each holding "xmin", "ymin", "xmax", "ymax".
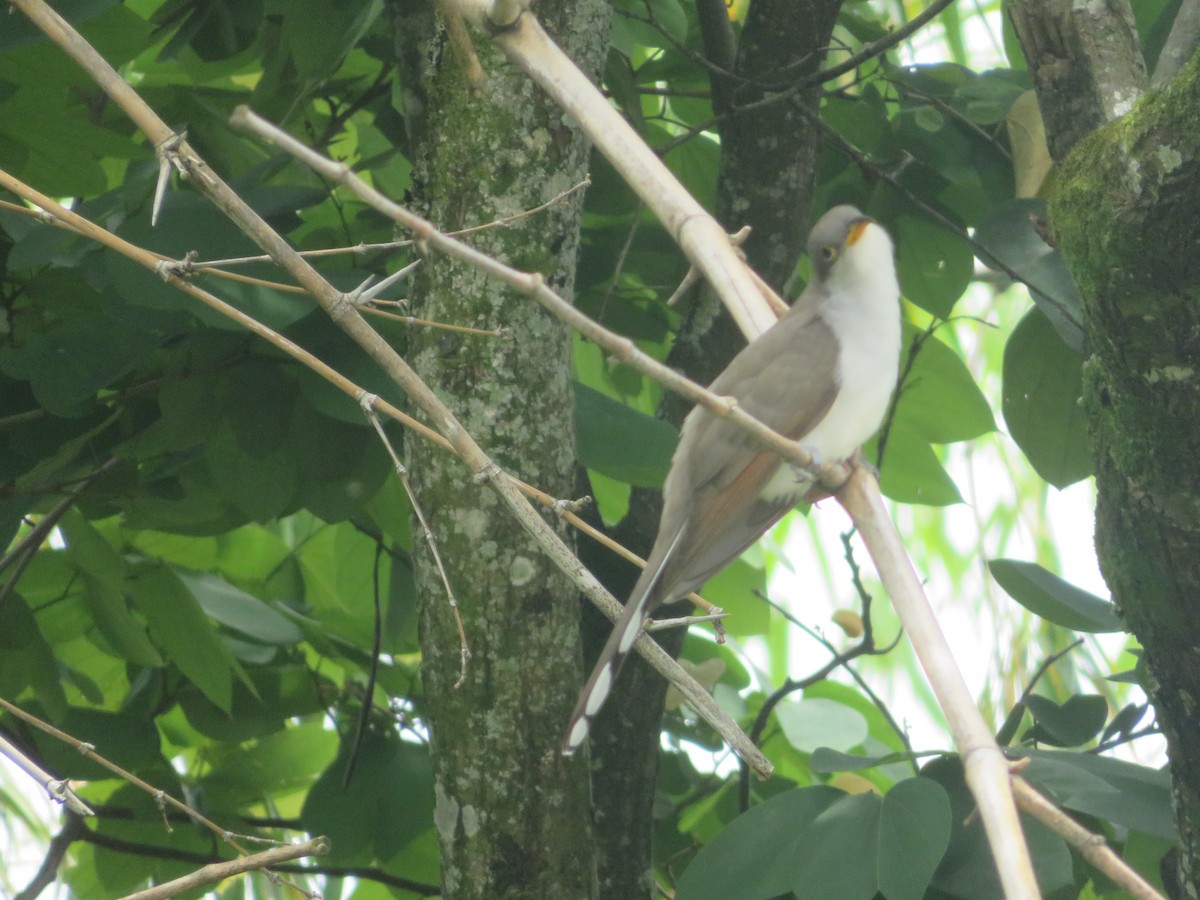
[
  {"xmin": 1023, "ymin": 694, "xmax": 1109, "ymax": 746},
  {"xmin": 1020, "ymin": 749, "xmax": 1176, "ymax": 840},
  {"xmin": 206, "ymin": 424, "xmax": 298, "ymax": 522},
  {"xmin": 80, "ymin": 575, "xmax": 164, "ymax": 667},
  {"xmin": 877, "ymin": 778, "xmax": 952, "ymax": 900},
  {"xmin": 0, "ymin": 594, "xmax": 67, "ymax": 720},
  {"xmin": 676, "ymin": 786, "xmax": 845, "ymax": 900},
  {"xmin": 894, "ymin": 215, "xmax": 974, "ymax": 317},
  {"xmin": 698, "ymin": 558, "xmax": 769, "ymax": 637},
  {"xmin": 810, "ymin": 747, "xmax": 934, "ymax": 773},
  {"xmin": 178, "ymin": 571, "xmax": 304, "ymax": 645},
  {"xmin": 876, "ymin": 422, "xmax": 963, "ymax": 506},
  {"xmin": 791, "ymin": 792, "xmax": 882, "ymax": 899},
  {"xmin": 988, "ymin": 559, "xmax": 1123, "ymax": 632},
  {"xmin": 20, "ymin": 707, "xmax": 165, "ymax": 784},
  {"xmin": 775, "ymin": 697, "xmax": 869, "ymax": 754},
  {"xmin": 975, "ymin": 199, "xmax": 1084, "ymax": 348},
  {"xmin": 894, "ymin": 325, "xmax": 995, "ymax": 443},
  {"xmin": 177, "ymin": 665, "xmax": 322, "ymax": 742},
  {"xmin": 60, "ymin": 510, "xmax": 127, "ymax": 584},
  {"xmin": 575, "ymin": 382, "xmax": 677, "ymax": 487},
  {"xmin": 127, "ymin": 564, "xmax": 236, "ymax": 712},
  {"xmin": 923, "ymin": 756, "xmax": 1074, "ymax": 897},
  {"xmin": 1002, "ymin": 307, "xmax": 1092, "ymax": 487},
  {"xmin": 301, "ymin": 731, "xmax": 435, "ymax": 864}
]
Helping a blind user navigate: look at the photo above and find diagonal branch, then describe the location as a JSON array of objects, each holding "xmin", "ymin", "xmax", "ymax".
[{"xmin": 8, "ymin": 0, "xmax": 772, "ymax": 778}]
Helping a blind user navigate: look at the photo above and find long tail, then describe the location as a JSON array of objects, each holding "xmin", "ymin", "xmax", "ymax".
[{"xmin": 561, "ymin": 529, "xmax": 683, "ymax": 755}]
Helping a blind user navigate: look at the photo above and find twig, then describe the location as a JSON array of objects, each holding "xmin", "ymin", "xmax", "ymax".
[
  {"xmin": 0, "ymin": 698, "xmax": 251, "ymax": 855},
  {"xmin": 229, "ymin": 107, "xmax": 848, "ymax": 490},
  {"xmin": 120, "ymin": 836, "xmax": 331, "ymax": 900},
  {"xmin": 1, "ymin": 163, "xmax": 761, "ymax": 772},
  {"xmin": 359, "ymin": 391, "xmax": 471, "ymax": 687},
  {"xmin": 437, "ymin": 0, "xmax": 488, "ymax": 91},
  {"xmin": 995, "ymin": 639, "xmax": 1085, "ymax": 746},
  {"xmin": 471, "ymin": 7, "xmax": 778, "ymax": 339},
  {"xmin": 808, "ymin": 0, "xmax": 959, "ymax": 86},
  {"xmin": 0, "ymin": 732, "xmax": 93, "ymax": 816},
  {"xmin": 1011, "ymin": 773, "xmax": 1165, "ymax": 900},
  {"xmin": 343, "ymin": 540, "xmax": 386, "ymax": 788}
]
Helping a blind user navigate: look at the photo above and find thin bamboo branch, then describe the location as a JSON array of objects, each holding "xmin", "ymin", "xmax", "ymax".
[
  {"xmin": 455, "ymin": 3, "xmax": 778, "ymax": 339},
  {"xmin": 1011, "ymin": 775, "xmax": 1165, "ymax": 900},
  {"xmin": 8, "ymin": 0, "xmax": 771, "ymax": 777},
  {"xmin": 839, "ymin": 468, "xmax": 1040, "ymax": 897},
  {"xmin": 120, "ymin": 836, "xmax": 331, "ymax": 900}
]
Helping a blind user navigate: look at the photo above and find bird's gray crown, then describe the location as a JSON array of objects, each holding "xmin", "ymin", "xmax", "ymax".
[{"xmin": 808, "ymin": 204, "xmax": 870, "ymax": 280}]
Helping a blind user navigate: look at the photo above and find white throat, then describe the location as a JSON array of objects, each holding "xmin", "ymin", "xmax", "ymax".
[{"xmin": 760, "ymin": 222, "xmax": 901, "ymax": 503}]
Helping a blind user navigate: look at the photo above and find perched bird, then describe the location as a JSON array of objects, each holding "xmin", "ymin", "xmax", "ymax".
[{"xmin": 562, "ymin": 205, "xmax": 902, "ymax": 755}]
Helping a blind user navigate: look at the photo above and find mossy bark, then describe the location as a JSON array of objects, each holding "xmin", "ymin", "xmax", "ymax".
[
  {"xmin": 1049, "ymin": 51, "xmax": 1200, "ymax": 892},
  {"xmin": 398, "ymin": 2, "xmax": 608, "ymax": 896}
]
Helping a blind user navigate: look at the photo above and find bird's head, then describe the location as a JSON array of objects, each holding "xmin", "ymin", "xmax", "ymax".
[{"xmin": 808, "ymin": 205, "xmax": 895, "ymax": 288}]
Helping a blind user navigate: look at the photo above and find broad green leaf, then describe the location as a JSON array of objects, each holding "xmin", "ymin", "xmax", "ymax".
[
  {"xmin": 878, "ymin": 778, "xmax": 952, "ymax": 900},
  {"xmin": 177, "ymin": 665, "xmax": 323, "ymax": 742},
  {"xmin": 893, "ymin": 324, "xmax": 995, "ymax": 443},
  {"xmin": 178, "ymin": 571, "xmax": 304, "ymax": 645},
  {"xmin": 80, "ymin": 575, "xmax": 164, "ymax": 667},
  {"xmin": 1020, "ymin": 749, "xmax": 1176, "ymax": 840},
  {"xmin": 988, "ymin": 558, "xmax": 1123, "ymax": 632},
  {"xmin": 202, "ymin": 722, "xmax": 337, "ymax": 802},
  {"xmin": 0, "ymin": 594, "xmax": 67, "ymax": 719},
  {"xmin": 924, "ymin": 756, "xmax": 1073, "ymax": 897},
  {"xmin": 575, "ymin": 382, "xmax": 677, "ymax": 487},
  {"xmin": 776, "ymin": 697, "xmax": 869, "ymax": 754},
  {"xmin": 220, "ymin": 362, "xmax": 298, "ymax": 458},
  {"xmin": 302, "ymin": 731, "xmax": 434, "ymax": 865},
  {"xmin": 1002, "ymin": 307, "xmax": 1092, "ymax": 487},
  {"xmin": 823, "ymin": 96, "xmax": 898, "ymax": 162},
  {"xmin": 127, "ymin": 564, "xmax": 236, "ymax": 712},
  {"xmin": 810, "ymin": 747, "xmax": 935, "ymax": 773},
  {"xmin": 60, "ymin": 510, "xmax": 127, "ymax": 585},
  {"xmin": 699, "ymin": 557, "xmax": 768, "ymax": 637},
  {"xmin": 660, "ymin": 127, "xmax": 719, "ymax": 212},
  {"xmin": 975, "ymin": 199, "xmax": 1084, "ymax": 348},
  {"xmin": 876, "ymin": 423, "xmax": 963, "ymax": 505},
  {"xmin": 894, "ymin": 216, "xmax": 974, "ymax": 318},
  {"xmin": 206, "ymin": 424, "xmax": 298, "ymax": 522},
  {"xmin": 21, "ymin": 707, "xmax": 165, "ymax": 784},
  {"xmin": 791, "ymin": 792, "xmax": 882, "ymax": 899},
  {"xmin": 1023, "ymin": 694, "xmax": 1109, "ymax": 747},
  {"xmin": 676, "ymin": 786, "xmax": 845, "ymax": 900},
  {"xmin": 0, "ymin": 313, "xmax": 161, "ymax": 417}
]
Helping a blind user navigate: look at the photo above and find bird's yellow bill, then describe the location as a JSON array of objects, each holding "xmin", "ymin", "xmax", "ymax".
[{"xmin": 845, "ymin": 220, "xmax": 871, "ymax": 246}]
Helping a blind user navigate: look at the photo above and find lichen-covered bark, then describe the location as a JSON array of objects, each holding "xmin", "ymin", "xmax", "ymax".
[
  {"xmin": 1048, "ymin": 52, "xmax": 1200, "ymax": 892},
  {"xmin": 396, "ymin": 1, "xmax": 608, "ymax": 896},
  {"xmin": 1008, "ymin": 0, "xmax": 1147, "ymax": 163}
]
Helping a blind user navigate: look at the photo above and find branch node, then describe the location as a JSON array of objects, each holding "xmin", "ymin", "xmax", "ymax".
[
  {"xmin": 552, "ymin": 496, "xmax": 593, "ymax": 517},
  {"xmin": 152, "ymin": 130, "xmax": 188, "ymax": 226},
  {"xmin": 473, "ymin": 461, "xmax": 501, "ymax": 484}
]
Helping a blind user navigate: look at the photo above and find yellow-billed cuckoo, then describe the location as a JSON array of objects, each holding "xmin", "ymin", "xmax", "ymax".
[{"xmin": 562, "ymin": 205, "xmax": 902, "ymax": 756}]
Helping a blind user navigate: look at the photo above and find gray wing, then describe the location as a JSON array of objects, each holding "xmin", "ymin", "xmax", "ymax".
[{"xmin": 648, "ymin": 296, "xmax": 841, "ymax": 604}]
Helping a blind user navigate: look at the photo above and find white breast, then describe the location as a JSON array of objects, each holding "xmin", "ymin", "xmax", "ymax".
[{"xmin": 760, "ymin": 223, "xmax": 901, "ymax": 502}]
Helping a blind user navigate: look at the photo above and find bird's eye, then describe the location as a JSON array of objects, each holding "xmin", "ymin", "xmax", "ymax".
[{"xmin": 820, "ymin": 245, "xmax": 837, "ymax": 261}]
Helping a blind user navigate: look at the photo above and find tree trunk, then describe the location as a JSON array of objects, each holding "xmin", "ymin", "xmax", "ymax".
[
  {"xmin": 397, "ymin": 1, "xmax": 609, "ymax": 896},
  {"xmin": 1011, "ymin": 2, "xmax": 1200, "ymax": 887}
]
